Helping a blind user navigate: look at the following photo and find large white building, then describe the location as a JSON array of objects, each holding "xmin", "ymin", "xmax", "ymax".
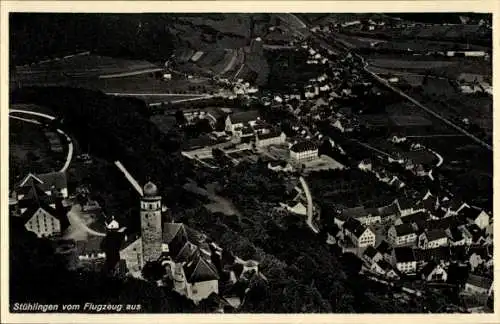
[
  {"xmin": 289, "ymin": 140, "xmax": 319, "ymax": 163},
  {"xmin": 255, "ymin": 131, "xmax": 286, "ymax": 148}
]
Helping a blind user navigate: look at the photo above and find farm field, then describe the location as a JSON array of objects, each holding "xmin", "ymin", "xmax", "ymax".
[{"xmin": 15, "ymin": 54, "xmax": 159, "ymax": 79}]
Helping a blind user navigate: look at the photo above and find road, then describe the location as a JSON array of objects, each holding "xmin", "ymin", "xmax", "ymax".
[
  {"xmin": 365, "ymin": 68, "xmax": 493, "ymax": 151},
  {"xmin": 9, "ymin": 109, "xmax": 74, "ymax": 173},
  {"xmin": 114, "ymin": 161, "xmax": 144, "ymax": 197},
  {"xmin": 288, "ymin": 13, "xmax": 492, "ymax": 152},
  {"xmin": 298, "ymin": 176, "xmax": 320, "ymax": 233}
]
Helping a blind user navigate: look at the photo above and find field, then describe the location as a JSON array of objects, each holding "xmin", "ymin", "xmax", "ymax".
[{"xmin": 15, "ymin": 54, "xmax": 158, "ymax": 80}]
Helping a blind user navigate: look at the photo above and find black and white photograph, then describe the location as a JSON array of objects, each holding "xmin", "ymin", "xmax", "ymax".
[{"xmin": 2, "ymin": 4, "xmax": 495, "ymax": 318}]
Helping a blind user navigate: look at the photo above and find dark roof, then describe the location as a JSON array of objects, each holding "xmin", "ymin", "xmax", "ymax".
[
  {"xmin": 464, "ymin": 223, "xmax": 484, "ymax": 242},
  {"xmin": 422, "ymin": 194, "xmax": 438, "ymax": 211},
  {"xmin": 448, "ymin": 227, "xmax": 464, "ymax": 242},
  {"xmin": 228, "ymin": 110, "xmax": 260, "ymax": 124},
  {"xmin": 466, "ymin": 274, "xmax": 493, "ymax": 290},
  {"xmin": 290, "ymin": 140, "xmax": 319, "ymax": 153},
  {"xmin": 423, "ymin": 216, "xmax": 466, "ymax": 231},
  {"xmin": 414, "ymin": 247, "xmax": 451, "ymax": 262},
  {"xmin": 17, "ymin": 182, "xmax": 56, "ymax": 208},
  {"xmin": 256, "ymin": 130, "xmax": 283, "ymax": 140},
  {"xmin": 377, "ymin": 240, "xmax": 392, "ymax": 254},
  {"xmin": 241, "ymin": 126, "xmax": 254, "ymax": 135},
  {"xmin": 399, "ymin": 211, "xmax": 428, "ymax": 226},
  {"xmin": 378, "ymin": 203, "xmax": 399, "ymax": 217},
  {"xmin": 163, "ymin": 223, "xmax": 188, "ymax": 244},
  {"xmin": 377, "ymin": 259, "xmax": 395, "ymax": 272},
  {"xmin": 18, "ymin": 172, "xmax": 67, "ymax": 192},
  {"xmin": 393, "ymin": 247, "xmax": 416, "ymax": 263},
  {"xmin": 394, "ymin": 223, "xmax": 416, "ymax": 236},
  {"xmin": 183, "ymin": 253, "xmax": 220, "ymax": 283},
  {"xmin": 341, "ymin": 206, "xmax": 367, "ymax": 219},
  {"xmin": 420, "ymin": 261, "xmax": 441, "ymax": 278},
  {"xmin": 425, "ymin": 228, "xmax": 448, "ymax": 241},
  {"xmin": 397, "ymin": 197, "xmax": 416, "ymax": 210},
  {"xmin": 343, "ymin": 218, "xmax": 370, "ymax": 238},
  {"xmin": 363, "ymin": 246, "xmax": 379, "ymax": 259},
  {"xmin": 462, "ymin": 206, "xmax": 484, "ymax": 221}
]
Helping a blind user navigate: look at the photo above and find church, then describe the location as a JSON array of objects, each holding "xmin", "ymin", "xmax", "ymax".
[{"xmin": 119, "ymin": 181, "xmax": 221, "ymax": 304}]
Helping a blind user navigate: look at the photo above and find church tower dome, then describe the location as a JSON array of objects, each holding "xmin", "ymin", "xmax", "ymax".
[{"xmin": 143, "ymin": 181, "xmax": 158, "ymax": 197}]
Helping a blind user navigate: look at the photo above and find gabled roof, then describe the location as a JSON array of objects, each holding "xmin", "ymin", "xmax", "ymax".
[
  {"xmin": 343, "ymin": 218, "xmax": 371, "ymax": 238},
  {"xmin": 184, "ymin": 253, "xmax": 220, "ymax": 283},
  {"xmin": 377, "ymin": 240, "xmax": 392, "ymax": 254},
  {"xmin": 466, "ymin": 274, "xmax": 493, "ymax": 290},
  {"xmin": 420, "ymin": 261, "xmax": 442, "ymax": 278},
  {"xmin": 378, "ymin": 259, "xmax": 395, "ymax": 272},
  {"xmin": 393, "ymin": 247, "xmax": 416, "ymax": 263},
  {"xmin": 397, "ymin": 197, "xmax": 416, "ymax": 210},
  {"xmin": 363, "ymin": 246, "xmax": 379, "ymax": 259},
  {"xmin": 394, "ymin": 223, "xmax": 416, "ymax": 236},
  {"xmin": 17, "ymin": 182, "xmax": 55, "ymax": 207},
  {"xmin": 18, "ymin": 172, "xmax": 67, "ymax": 192},
  {"xmin": 422, "ymin": 194, "xmax": 439, "ymax": 211},
  {"xmin": 425, "ymin": 229, "xmax": 448, "ymax": 242},
  {"xmin": 399, "ymin": 211, "xmax": 428, "ymax": 226},
  {"xmin": 228, "ymin": 110, "xmax": 260, "ymax": 124},
  {"xmin": 163, "ymin": 223, "xmax": 188, "ymax": 244}
]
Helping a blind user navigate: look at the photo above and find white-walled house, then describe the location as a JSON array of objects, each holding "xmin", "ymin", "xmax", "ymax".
[
  {"xmin": 343, "ymin": 218, "xmax": 376, "ymax": 248},
  {"xmin": 418, "ymin": 229, "xmax": 449, "ymax": 249},
  {"xmin": 388, "ymin": 224, "xmax": 417, "ymax": 247},
  {"xmin": 289, "ymin": 141, "xmax": 319, "ymax": 163}
]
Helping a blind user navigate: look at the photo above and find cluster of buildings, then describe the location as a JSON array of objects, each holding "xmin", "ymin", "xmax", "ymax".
[{"xmin": 329, "ymin": 188, "xmax": 493, "ymax": 302}]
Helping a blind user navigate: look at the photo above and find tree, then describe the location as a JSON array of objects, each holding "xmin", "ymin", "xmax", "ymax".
[{"xmin": 141, "ymin": 261, "xmax": 166, "ymax": 282}]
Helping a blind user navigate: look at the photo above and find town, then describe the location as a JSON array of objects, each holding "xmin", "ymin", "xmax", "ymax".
[{"xmin": 7, "ymin": 12, "xmax": 493, "ymax": 314}]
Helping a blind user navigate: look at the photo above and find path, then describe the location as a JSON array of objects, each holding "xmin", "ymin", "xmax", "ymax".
[
  {"xmin": 64, "ymin": 204, "xmax": 106, "ymax": 239},
  {"xmin": 9, "ymin": 109, "xmax": 74, "ymax": 173},
  {"xmin": 365, "ymin": 67, "xmax": 493, "ymax": 151},
  {"xmin": 114, "ymin": 161, "xmax": 144, "ymax": 196},
  {"xmin": 299, "ymin": 176, "xmax": 319, "ymax": 233},
  {"xmin": 98, "ymin": 68, "xmax": 163, "ymax": 79}
]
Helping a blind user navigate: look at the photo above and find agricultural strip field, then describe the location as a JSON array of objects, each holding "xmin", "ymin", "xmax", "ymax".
[{"xmin": 15, "ymin": 54, "xmax": 158, "ymax": 79}]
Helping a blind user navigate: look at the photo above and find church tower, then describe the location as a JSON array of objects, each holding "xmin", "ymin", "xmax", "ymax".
[{"xmin": 140, "ymin": 181, "xmax": 163, "ymax": 265}]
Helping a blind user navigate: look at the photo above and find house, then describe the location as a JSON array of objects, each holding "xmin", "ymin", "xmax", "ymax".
[
  {"xmin": 255, "ymin": 131, "xmax": 286, "ymax": 148},
  {"xmin": 225, "ymin": 111, "xmax": 260, "ymax": 132},
  {"xmin": 289, "ymin": 140, "xmax": 319, "ymax": 163},
  {"xmin": 16, "ymin": 172, "xmax": 68, "ymax": 198},
  {"xmin": 420, "ymin": 261, "xmax": 448, "ymax": 282},
  {"xmin": 394, "ymin": 197, "xmax": 420, "ymax": 217},
  {"xmin": 445, "ymin": 200, "xmax": 470, "ymax": 217},
  {"xmin": 391, "ymin": 247, "xmax": 417, "ymax": 274},
  {"xmin": 267, "ymin": 160, "xmax": 294, "ymax": 173},
  {"xmin": 376, "ymin": 240, "xmax": 393, "ymax": 262},
  {"xmin": 394, "ymin": 211, "xmax": 428, "ymax": 229},
  {"xmin": 378, "ymin": 203, "xmax": 400, "ymax": 223},
  {"xmin": 387, "ymin": 224, "xmax": 418, "ymax": 247},
  {"xmin": 363, "ymin": 246, "xmax": 383, "ymax": 264},
  {"xmin": 446, "ymin": 226, "xmax": 467, "ymax": 246},
  {"xmin": 339, "ymin": 206, "xmax": 381, "ymax": 226},
  {"xmin": 464, "ymin": 275, "xmax": 493, "ymax": 296},
  {"xmin": 462, "ymin": 207, "xmax": 490, "ymax": 230},
  {"xmin": 418, "ymin": 229, "xmax": 448, "ymax": 249},
  {"xmin": 459, "ymin": 224, "xmax": 485, "ymax": 245},
  {"xmin": 414, "ymin": 247, "xmax": 451, "ymax": 270},
  {"xmin": 377, "ymin": 260, "xmax": 401, "ymax": 280},
  {"xmin": 343, "ymin": 218, "xmax": 376, "ymax": 248}
]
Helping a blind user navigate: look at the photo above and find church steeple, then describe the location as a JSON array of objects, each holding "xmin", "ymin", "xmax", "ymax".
[{"xmin": 140, "ymin": 181, "xmax": 162, "ymax": 267}]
